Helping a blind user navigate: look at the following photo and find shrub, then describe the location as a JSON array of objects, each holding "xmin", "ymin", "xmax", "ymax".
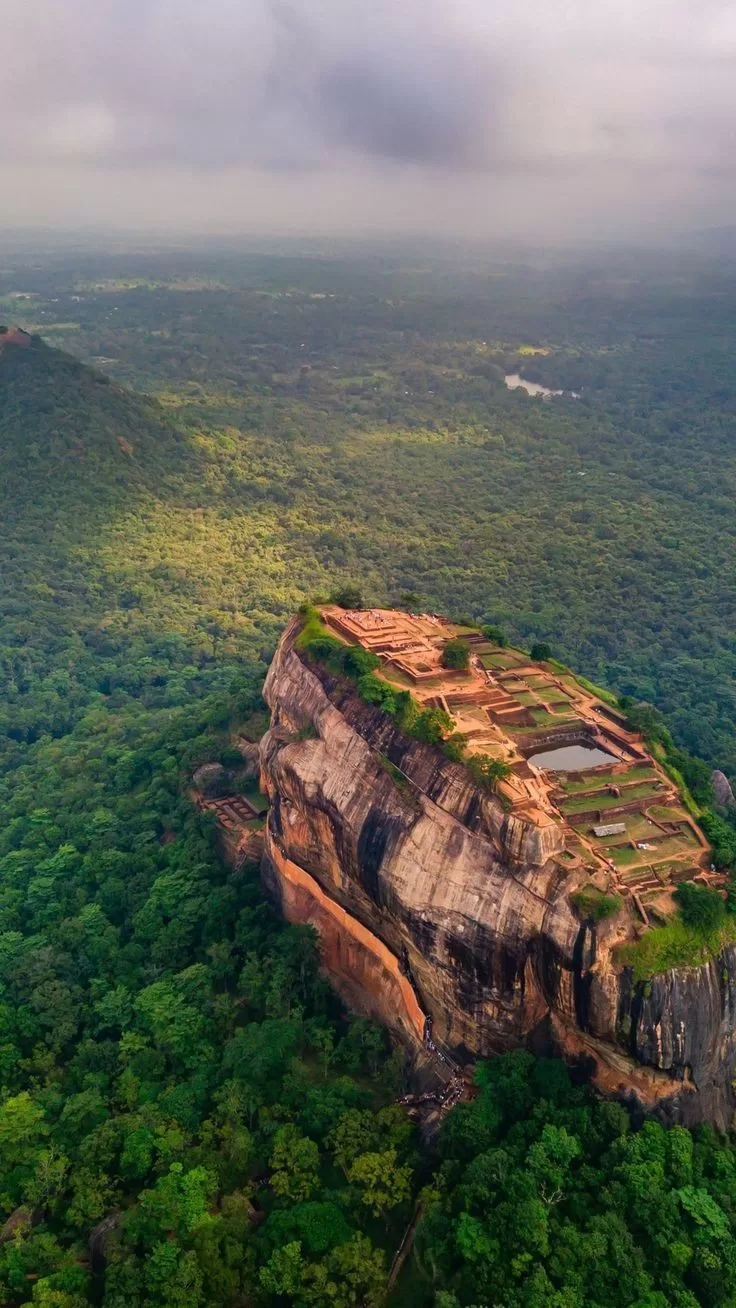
[
  {"xmin": 329, "ymin": 585, "xmax": 364, "ymax": 610},
  {"xmin": 441, "ymin": 732, "xmax": 469, "ymax": 763},
  {"xmin": 700, "ymin": 811, "xmax": 736, "ymax": 871},
  {"xmin": 412, "ymin": 707, "xmax": 454, "ymax": 745},
  {"xmin": 481, "ymin": 624, "xmax": 507, "ymax": 647},
  {"xmin": 356, "ymin": 673, "xmax": 397, "ymax": 714},
  {"xmin": 530, "ymin": 642, "xmax": 552, "ymax": 662},
  {"xmin": 669, "ymin": 748, "xmax": 714, "ymax": 806},
  {"xmin": 571, "ymin": 886, "xmax": 623, "ymax": 921},
  {"xmin": 303, "ymin": 634, "xmax": 346, "ymax": 667},
  {"xmin": 296, "ymin": 606, "xmax": 330, "ymax": 646},
  {"xmin": 466, "ymin": 754, "xmax": 511, "ymax": 791},
  {"xmin": 441, "ymin": 638, "xmax": 471, "ymax": 671},
  {"xmin": 378, "ymin": 757, "xmax": 407, "ymax": 787},
  {"xmin": 618, "ymin": 915, "xmax": 736, "ymax": 980},
  {"xmin": 295, "ymin": 608, "xmax": 347, "ymax": 670},
  {"xmin": 393, "ymin": 691, "xmax": 417, "ymax": 732},
  {"xmin": 343, "ymin": 646, "xmax": 381, "ymax": 677},
  {"xmin": 674, "ymin": 881, "xmax": 726, "ymax": 932},
  {"xmin": 575, "ymin": 673, "xmax": 620, "ymax": 709},
  {"xmin": 623, "ymin": 701, "xmax": 670, "ymax": 747}
]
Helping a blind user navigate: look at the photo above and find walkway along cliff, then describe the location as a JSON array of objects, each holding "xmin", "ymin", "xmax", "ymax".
[{"xmin": 258, "ymin": 608, "xmax": 736, "ymax": 1127}]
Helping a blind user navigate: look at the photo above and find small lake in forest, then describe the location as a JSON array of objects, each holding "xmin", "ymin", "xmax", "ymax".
[{"xmin": 528, "ymin": 743, "xmax": 617, "ymax": 772}]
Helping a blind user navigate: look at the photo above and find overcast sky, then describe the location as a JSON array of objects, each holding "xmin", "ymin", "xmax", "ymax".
[{"xmin": 3, "ymin": 0, "xmax": 736, "ymax": 242}]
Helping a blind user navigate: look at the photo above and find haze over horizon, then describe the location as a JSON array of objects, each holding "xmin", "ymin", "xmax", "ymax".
[{"xmin": 4, "ymin": 1, "xmax": 736, "ymax": 243}]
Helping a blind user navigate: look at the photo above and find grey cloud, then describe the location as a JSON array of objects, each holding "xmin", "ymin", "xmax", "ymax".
[
  {"xmin": 2, "ymin": 0, "xmax": 736, "ymax": 237},
  {"xmin": 315, "ymin": 44, "xmax": 493, "ymax": 166}
]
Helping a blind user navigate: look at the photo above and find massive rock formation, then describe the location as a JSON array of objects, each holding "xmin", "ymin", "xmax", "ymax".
[{"xmin": 260, "ymin": 618, "xmax": 736, "ymax": 1127}]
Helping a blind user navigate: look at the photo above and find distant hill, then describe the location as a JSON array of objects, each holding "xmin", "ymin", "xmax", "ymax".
[
  {"xmin": 0, "ymin": 330, "xmax": 198, "ymax": 526},
  {"xmin": 0, "ymin": 324, "xmax": 32, "ymax": 349},
  {"xmin": 0, "ymin": 334, "xmax": 255, "ymax": 756}
]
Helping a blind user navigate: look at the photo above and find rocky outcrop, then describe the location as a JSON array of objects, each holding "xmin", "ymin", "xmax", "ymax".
[
  {"xmin": 192, "ymin": 762, "xmax": 230, "ymax": 797},
  {"xmin": 236, "ymin": 740, "xmax": 262, "ymax": 780},
  {"xmin": 260, "ymin": 621, "xmax": 736, "ymax": 1126},
  {"xmin": 713, "ymin": 769, "xmax": 736, "ymax": 809}
]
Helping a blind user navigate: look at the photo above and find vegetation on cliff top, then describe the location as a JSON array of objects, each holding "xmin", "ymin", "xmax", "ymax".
[
  {"xmin": 296, "ymin": 605, "xmax": 510, "ymax": 790},
  {"xmin": 440, "ymin": 638, "xmax": 471, "ymax": 672},
  {"xmin": 570, "ymin": 885, "xmax": 623, "ymax": 922},
  {"xmin": 617, "ymin": 914, "xmax": 736, "ymax": 983}
]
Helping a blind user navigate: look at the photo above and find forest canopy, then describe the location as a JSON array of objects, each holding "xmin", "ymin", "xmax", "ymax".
[{"xmin": 3, "ymin": 245, "xmax": 736, "ymax": 1305}]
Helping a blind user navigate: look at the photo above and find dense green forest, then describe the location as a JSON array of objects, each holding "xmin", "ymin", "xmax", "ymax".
[
  {"xmin": 4, "ymin": 244, "xmax": 736, "ymax": 772},
  {"xmin": 0, "ymin": 336, "xmax": 415, "ymax": 1305},
  {"xmin": 3, "ymin": 245, "xmax": 736, "ymax": 1305}
]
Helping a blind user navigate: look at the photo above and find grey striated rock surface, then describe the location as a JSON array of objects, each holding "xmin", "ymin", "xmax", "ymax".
[
  {"xmin": 236, "ymin": 740, "xmax": 262, "ymax": 780},
  {"xmin": 260, "ymin": 620, "xmax": 736, "ymax": 1126},
  {"xmin": 713, "ymin": 769, "xmax": 736, "ymax": 809}
]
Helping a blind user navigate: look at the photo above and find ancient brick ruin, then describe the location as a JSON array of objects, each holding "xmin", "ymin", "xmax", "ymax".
[{"xmin": 319, "ymin": 606, "xmax": 715, "ymax": 925}]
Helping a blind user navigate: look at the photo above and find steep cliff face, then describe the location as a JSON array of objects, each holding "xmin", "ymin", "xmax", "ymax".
[{"xmin": 260, "ymin": 621, "xmax": 736, "ymax": 1126}]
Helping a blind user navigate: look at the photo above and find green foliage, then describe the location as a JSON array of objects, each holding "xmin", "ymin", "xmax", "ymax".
[
  {"xmin": 348, "ymin": 1147, "xmax": 412, "ymax": 1219},
  {"xmin": 623, "ymin": 700, "xmax": 670, "ymax": 745},
  {"xmin": 329, "ymin": 585, "xmax": 364, "ymax": 610},
  {"xmin": 411, "ymin": 706, "xmax": 454, "ymax": 745},
  {"xmin": 674, "ymin": 882, "xmax": 726, "ymax": 932},
  {"xmin": 441, "ymin": 639, "xmax": 471, "ymax": 671},
  {"xmin": 415, "ymin": 1051, "xmax": 736, "ymax": 1308},
  {"xmin": 571, "ymin": 885, "xmax": 623, "ymax": 921},
  {"xmin": 617, "ymin": 914, "xmax": 736, "ymax": 981},
  {"xmin": 342, "ymin": 646, "xmax": 381, "ymax": 678},
  {"xmin": 0, "ymin": 443, "xmax": 411, "ymax": 1308},
  {"xmin": 356, "ymin": 673, "xmax": 397, "ymax": 713},
  {"xmin": 481, "ymin": 624, "xmax": 507, "ymax": 647},
  {"xmin": 441, "ymin": 732, "xmax": 469, "ymax": 764},
  {"xmin": 270, "ymin": 1126, "xmax": 320, "ymax": 1202},
  {"xmin": 465, "ymin": 753, "xmax": 511, "ymax": 791},
  {"xmin": 8, "ymin": 247, "xmax": 736, "ymax": 789},
  {"xmin": 296, "ymin": 607, "xmax": 342, "ymax": 661},
  {"xmin": 530, "ymin": 642, "xmax": 552, "ymax": 662},
  {"xmin": 259, "ymin": 1233, "xmax": 386, "ymax": 1307},
  {"xmin": 701, "ymin": 811, "xmax": 736, "ymax": 871},
  {"xmin": 574, "ymin": 673, "xmax": 621, "ymax": 709},
  {"xmin": 6, "ymin": 245, "xmax": 736, "ymax": 1307},
  {"xmin": 622, "ymin": 702, "xmax": 713, "ymax": 806},
  {"xmin": 298, "ymin": 616, "xmax": 464, "ymax": 764}
]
